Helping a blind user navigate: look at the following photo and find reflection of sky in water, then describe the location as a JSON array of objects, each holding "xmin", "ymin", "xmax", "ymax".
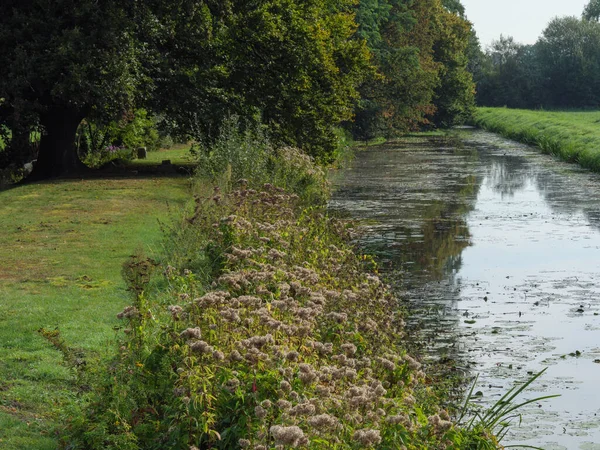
[
  {"xmin": 463, "ymin": 178, "xmax": 600, "ymax": 274},
  {"xmin": 331, "ymin": 130, "xmax": 600, "ymax": 449},
  {"xmin": 459, "ymin": 168, "xmax": 600, "ymax": 446}
]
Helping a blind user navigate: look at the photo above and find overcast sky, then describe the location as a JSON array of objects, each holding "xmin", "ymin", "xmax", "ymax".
[{"xmin": 461, "ymin": 0, "xmax": 590, "ymax": 48}]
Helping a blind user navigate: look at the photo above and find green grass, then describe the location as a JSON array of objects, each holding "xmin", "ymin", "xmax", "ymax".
[
  {"xmin": 472, "ymin": 107, "xmax": 600, "ymax": 171},
  {"xmin": 127, "ymin": 143, "xmax": 194, "ymax": 167},
  {"xmin": 0, "ymin": 150, "xmax": 191, "ymax": 449}
]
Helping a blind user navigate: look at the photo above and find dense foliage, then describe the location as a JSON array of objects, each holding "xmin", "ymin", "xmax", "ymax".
[
  {"xmin": 474, "ymin": 1, "xmax": 600, "ymax": 109},
  {"xmin": 352, "ymin": 0, "xmax": 475, "ymax": 140},
  {"xmin": 0, "ymin": 0, "xmax": 475, "ymax": 178}
]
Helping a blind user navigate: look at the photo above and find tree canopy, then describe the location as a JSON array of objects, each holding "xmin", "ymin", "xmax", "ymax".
[
  {"xmin": 1, "ymin": 0, "xmax": 475, "ymax": 178},
  {"xmin": 351, "ymin": 0, "xmax": 475, "ymax": 139},
  {"xmin": 473, "ymin": 2, "xmax": 600, "ymax": 109},
  {"xmin": 583, "ymin": 0, "xmax": 600, "ymax": 21}
]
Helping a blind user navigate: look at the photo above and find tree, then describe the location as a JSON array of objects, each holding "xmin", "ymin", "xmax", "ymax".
[
  {"xmin": 583, "ymin": 0, "xmax": 600, "ymax": 21},
  {"xmin": 351, "ymin": 0, "xmax": 475, "ymax": 139},
  {"xmin": 475, "ymin": 36, "xmax": 543, "ymax": 108},
  {"xmin": 442, "ymin": 0, "xmax": 465, "ymax": 17},
  {"xmin": 537, "ymin": 17, "xmax": 600, "ymax": 107},
  {"xmin": 224, "ymin": 0, "xmax": 371, "ymax": 161},
  {"xmin": 0, "ymin": 0, "xmax": 370, "ymax": 177},
  {"xmin": 0, "ymin": 0, "xmax": 146, "ymax": 178},
  {"xmin": 430, "ymin": 2, "xmax": 475, "ymax": 126}
]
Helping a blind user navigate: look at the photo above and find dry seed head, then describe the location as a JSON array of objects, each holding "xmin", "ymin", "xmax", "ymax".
[
  {"xmin": 179, "ymin": 327, "xmax": 202, "ymax": 340},
  {"xmin": 190, "ymin": 340, "xmax": 213, "ymax": 354},
  {"xmin": 117, "ymin": 306, "xmax": 140, "ymax": 320},
  {"xmin": 353, "ymin": 429, "xmax": 382, "ymax": 447},
  {"xmin": 341, "ymin": 343, "xmax": 357, "ymax": 356},
  {"xmin": 255, "ymin": 405, "xmax": 268, "ymax": 419},
  {"xmin": 308, "ymin": 413, "xmax": 340, "ymax": 430},
  {"xmin": 260, "ymin": 399, "xmax": 272, "ymax": 409},
  {"xmin": 290, "ymin": 402, "xmax": 316, "ymax": 416},
  {"xmin": 403, "ymin": 354, "xmax": 421, "ymax": 370},
  {"xmin": 270, "ymin": 425, "xmax": 306, "ymax": 447},
  {"xmin": 276, "ymin": 399, "xmax": 292, "ymax": 411}
]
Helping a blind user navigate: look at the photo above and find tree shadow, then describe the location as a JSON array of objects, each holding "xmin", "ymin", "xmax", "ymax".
[{"xmin": 0, "ymin": 161, "xmax": 197, "ymax": 193}]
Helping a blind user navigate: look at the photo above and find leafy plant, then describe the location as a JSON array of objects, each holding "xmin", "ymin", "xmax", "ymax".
[{"xmin": 455, "ymin": 369, "xmax": 559, "ymax": 449}]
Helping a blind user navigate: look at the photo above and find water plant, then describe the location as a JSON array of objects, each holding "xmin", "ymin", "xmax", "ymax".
[{"xmin": 453, "ymin": 369, "xmax": 559, "ymax": 449}]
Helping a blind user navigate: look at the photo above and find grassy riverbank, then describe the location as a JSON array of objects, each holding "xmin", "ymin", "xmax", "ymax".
[
  {"xmin": 0, "ymin": 159, "xmax": 190, "ymax": 449},
  {"xmin": 1, "ymin": 132, "xmax": 502, "ymax": 449},
  {"xmin": 472, "ymin": 108, "xmax": 600, "ymax": 171}
]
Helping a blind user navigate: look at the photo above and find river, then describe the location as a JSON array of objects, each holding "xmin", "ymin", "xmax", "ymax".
[{"xmin": 329, "ymin": 129, "xmax": 600, "ymax": 449}]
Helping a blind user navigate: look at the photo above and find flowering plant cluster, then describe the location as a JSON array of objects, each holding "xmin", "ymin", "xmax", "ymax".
[
  {"xmin": 105, "ymin": 145, "xmax": 125, "ymax": 153},
  {"xmin": 59, "ymin": 143, "xmax": 499, "ymax": 449}
]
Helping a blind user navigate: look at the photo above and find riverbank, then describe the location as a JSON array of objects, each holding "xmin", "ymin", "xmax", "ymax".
[
  {"xmin": 0, "ymin": 164, "xmax": 190, "ymax": 449},
  {"xmin": 472, "ymin": 107, "xmax": 600, "ymax": 172},
  {"xmin": 0, "ymin": 129, "xmax": 504, "ymax": 449}
]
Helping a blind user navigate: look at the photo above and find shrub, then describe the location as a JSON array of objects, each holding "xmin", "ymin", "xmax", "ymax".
[
  {"xmin": 77, "ymin": 109, "xmax": 162, "ymax": 168},
  {"xmin": 47, "ymin": 127, "xmax": 500, "ymax": 449},
  {"xmin": 193, "ymin": 116, "xmax": 329, "ymax": 205}
]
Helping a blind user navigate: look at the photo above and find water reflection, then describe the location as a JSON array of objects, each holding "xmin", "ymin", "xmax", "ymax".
[{"xmin": 330, "ymin": 129, "xmax": 600, "ymax": 449}]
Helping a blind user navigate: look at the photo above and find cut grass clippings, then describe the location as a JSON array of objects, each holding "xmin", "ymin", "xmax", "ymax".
[
  {"xmin": 0, "ymin": 157, "xmax": 190, "ymax": 449},
  {"xmin": 472, "ymin": 107, "xmax": 600, "ymax": 172}
]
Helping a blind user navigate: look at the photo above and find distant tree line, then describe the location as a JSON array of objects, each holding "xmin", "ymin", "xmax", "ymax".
[
  {"xmin": 472, "ymin": 0, "xmax": 600, "ymax": 109},
  {"xmin": 351, "ymin": 0, "xmax": 475, "ymax": 139},
  {"xmin": 0, "ymin": 0, "xmax": 475, "ymax": 179}
]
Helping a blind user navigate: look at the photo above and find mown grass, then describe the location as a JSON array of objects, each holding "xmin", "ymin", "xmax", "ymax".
[
  {"xmin": 127, "ymin": 143, "xmax": 194, "ymax": 167},
  {"xmin": 472, "ymin": 107, "xmax": 600, "ymax": 171},
  {"xmin": 0, "ymin": 152, "xmax": 190, "ymax": 449}
]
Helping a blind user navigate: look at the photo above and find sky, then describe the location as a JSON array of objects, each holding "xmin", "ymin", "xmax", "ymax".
[{"xmin": 461, "ymin": 0, "xmax": 590, "ymax": 48}]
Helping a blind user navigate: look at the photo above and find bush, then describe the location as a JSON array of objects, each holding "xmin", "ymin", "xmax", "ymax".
[
  {"xmin": 193, "ymin": 117, "xmax": 330, "ymax": 205},
  {"xmin": 77, "ymin": 109, "xmax": 162, "ymax": 168},
  {"xmin": 59, "ymin": 182, "xmax": 470, "ymax": 450}
]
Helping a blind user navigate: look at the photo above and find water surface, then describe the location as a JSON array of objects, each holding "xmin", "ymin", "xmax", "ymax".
[{"xmin": 330, "ymin": 130, "xmax": 600, "ymax": 449}]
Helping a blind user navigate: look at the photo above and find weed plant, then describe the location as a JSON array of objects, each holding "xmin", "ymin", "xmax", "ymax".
[
  {"xmin": 472, "ymin": 108, "xmax": 600, "ymax": 172},
  {"xmin": 192, "ymin": 116, "xmax": 330, "ymax": 205}
]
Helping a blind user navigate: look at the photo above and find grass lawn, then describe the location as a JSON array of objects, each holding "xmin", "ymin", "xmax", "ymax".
[
  {"xmin": 472, "ymin": 108, "xmax": 600, "ymax": 171},
  {"xmin": 0, "ymin": 152, "xmax": 191, "ymax": 448},
  {"xmin": 127, "ymin": 143, "xmax": 195, "ymax": 167}
]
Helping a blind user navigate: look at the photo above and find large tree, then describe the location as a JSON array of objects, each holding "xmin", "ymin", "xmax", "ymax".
[
  {"xmin": 0, "ymin": 0, "xmax": 146, "ymax": 178},
  {"xmin": 351, "ymin": 0, "xmax": 475, "ymax": 139},
  {"xmin": 0, "ymin": 0, "xmax": 370, "ymax": 178},
  {"xmin": 430, "ymin": 1, "xmax": 475, "ymax": 126},
  {"xmin": 537, "ymin": 16, "xmax": 600, "ymax": 107}
]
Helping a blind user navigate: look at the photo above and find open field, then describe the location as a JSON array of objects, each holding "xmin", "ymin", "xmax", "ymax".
[
  {"xmin": 0, "ymin": 154, "xmax": 190, "ymax": 449},
  {"xmin": 472, "ymin": 108, "xmax": 600, "ymax": 172}
]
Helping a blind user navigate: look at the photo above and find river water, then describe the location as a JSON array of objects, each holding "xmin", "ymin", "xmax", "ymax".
[{"xmin": 329, "ymin": 129, "xmax": 600, "ymax": 449}]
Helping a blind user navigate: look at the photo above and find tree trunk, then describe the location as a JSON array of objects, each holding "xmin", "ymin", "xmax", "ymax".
[{"xmin": 28, "ymin": 106, "xmax": 87, "ymax": 180}]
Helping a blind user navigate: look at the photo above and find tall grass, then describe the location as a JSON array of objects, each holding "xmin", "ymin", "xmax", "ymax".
[
  {"xmin": 472, "ymin": 108, "xmax": 600, "ymax": 171},
  {"xmin": 453, "ymin": 369, "xmax": 559, "ymax": 449}
]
